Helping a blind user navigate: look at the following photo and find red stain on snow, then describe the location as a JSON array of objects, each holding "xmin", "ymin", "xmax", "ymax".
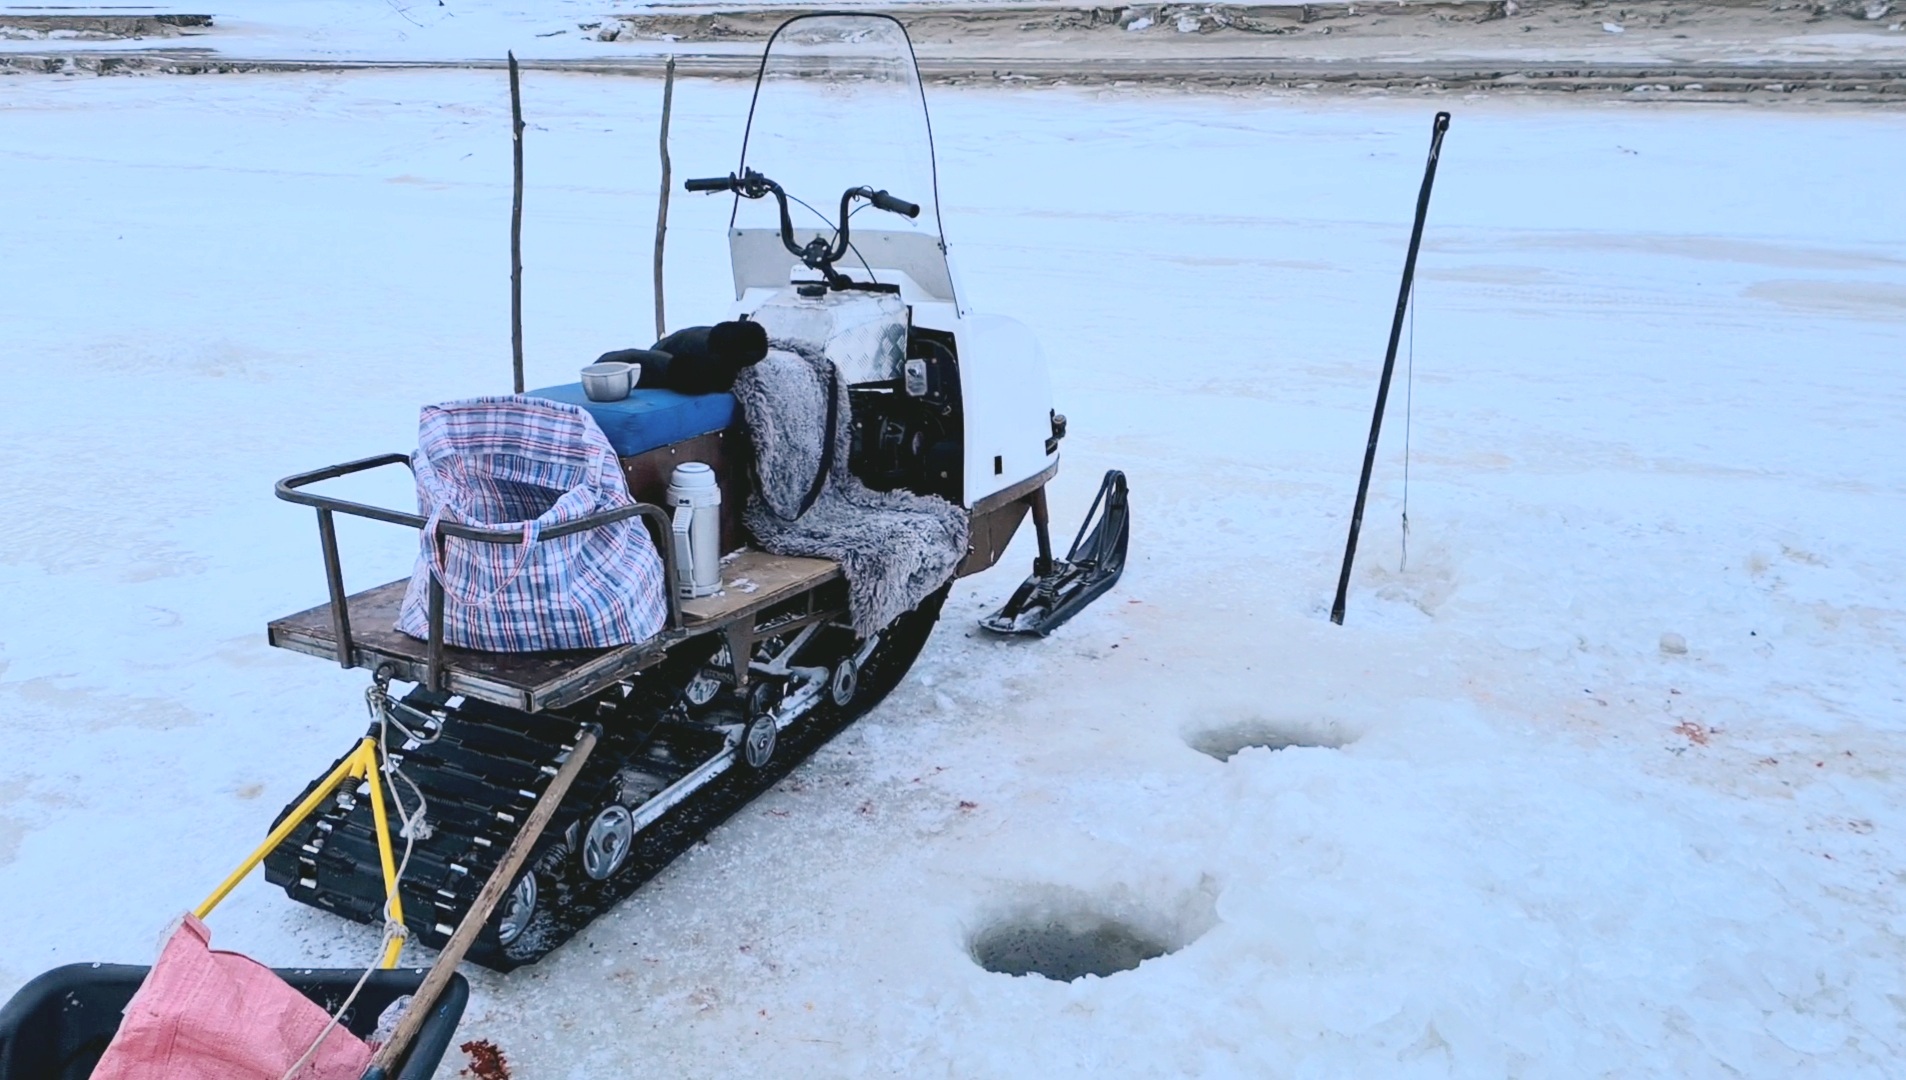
[
  {"xmin": 460, "ymin": 1039, "xmax": 512, "ymax": 1080},
  {"xmin": 1672, "ymin": 720, "xmax": 1712, "ymax": 746}
]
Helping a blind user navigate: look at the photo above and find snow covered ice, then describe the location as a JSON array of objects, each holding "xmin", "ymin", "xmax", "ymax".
[{"xmin": 3, "ymin": 52, "xmax": 1906, "ymax": 1080}]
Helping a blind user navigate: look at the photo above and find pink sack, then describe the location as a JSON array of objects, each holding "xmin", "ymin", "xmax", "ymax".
[{"xmin": 91, "ymin": 914, "xmax": 373, "ymax": 1080}]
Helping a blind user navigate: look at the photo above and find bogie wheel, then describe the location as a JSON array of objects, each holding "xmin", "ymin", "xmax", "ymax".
[
  {"xmin": 683, "ymin": 669, "xmax": 724, "ymax": 710},
  {"xmin": 741, "ymin": 714, "xmax": 777, "ymax": 770},
  {"xmin": 579, "ymin": 804, "xmax": 635, "ymax": 881},
  {"xmin": 829, "ymin": 655, "xmax": 859, "ymax": 708}
]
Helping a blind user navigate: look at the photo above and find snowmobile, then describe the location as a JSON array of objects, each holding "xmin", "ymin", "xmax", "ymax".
[{"xmin": 258, "ymin": 13, "xmax": 1129, "ymax": 972}]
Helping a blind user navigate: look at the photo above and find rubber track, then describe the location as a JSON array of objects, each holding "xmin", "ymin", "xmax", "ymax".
[{"xmin": 262, "ymin": 587, "xmax": 946, "ymax": 972}]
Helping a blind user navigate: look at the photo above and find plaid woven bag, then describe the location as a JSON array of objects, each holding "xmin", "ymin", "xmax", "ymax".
[{"xmin": 395, "ymin": 396, "xmax": 667, "ymax": 652}]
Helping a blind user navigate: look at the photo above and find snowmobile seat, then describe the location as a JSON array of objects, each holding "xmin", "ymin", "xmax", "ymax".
[
  {"xmin": 532, "ymin": 382, "xmax": 752, "ymax": 555},
  {"xmin": 530, "ymin": 382, "xmax": 736, "ymax": 457}
]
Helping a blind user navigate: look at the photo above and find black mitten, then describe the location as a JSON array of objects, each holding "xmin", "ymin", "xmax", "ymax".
[{"xmin": 650, "ymin": 319, "xmax": 769, "ymax": 395}]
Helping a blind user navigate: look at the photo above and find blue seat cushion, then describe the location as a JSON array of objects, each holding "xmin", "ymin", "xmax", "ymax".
[{"xmin": 529, "ymin": 384, "xmax": 738, "ymax": 458}]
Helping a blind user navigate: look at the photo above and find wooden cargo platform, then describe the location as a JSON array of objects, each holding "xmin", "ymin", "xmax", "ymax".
[{"xmin": 268, "ymin": 550, "xmax": 839, "ymax": 713}]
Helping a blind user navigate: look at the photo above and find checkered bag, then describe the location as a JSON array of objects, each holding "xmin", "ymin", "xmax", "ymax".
[{"xmin": 395, "ymin": 396, "xmax": 666, "ymax": 652}]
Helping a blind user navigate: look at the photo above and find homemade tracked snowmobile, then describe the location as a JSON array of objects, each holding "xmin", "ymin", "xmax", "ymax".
[{"xmin": 259, "ymin": 14, "xmax": 1129, "ymax": 972}]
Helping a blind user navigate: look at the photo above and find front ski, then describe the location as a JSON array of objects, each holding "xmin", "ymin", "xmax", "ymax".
[{"xmin": 981, "ymin": 470, "xmax": 1129, "ymax": 637}]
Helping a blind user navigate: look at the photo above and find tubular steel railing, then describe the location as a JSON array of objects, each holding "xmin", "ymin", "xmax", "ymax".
[{"xmin": 276, "ymin": 455, "xmax": 682, "ymax": 690}]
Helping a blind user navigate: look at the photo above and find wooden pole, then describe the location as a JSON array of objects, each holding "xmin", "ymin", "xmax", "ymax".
[
  {"xmin": 1330, "ymin": 111, "xmax": 1450, "ymax": 626},
  {"xmin": 653, "ymin": 56, "xmax": 676, "ymax": 342},
  {"xmin": 509, "ymin": 52, "xmax": 526, "ymax": 394},
  {"xmin": 360, "ymin": 727, "xmax": 599, "ymax": 1080}
]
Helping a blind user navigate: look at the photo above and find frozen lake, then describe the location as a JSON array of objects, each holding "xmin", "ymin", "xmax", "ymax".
[{"xmin": 1, "ymin": 71, "xmax": 1903, "ymax": 1076}]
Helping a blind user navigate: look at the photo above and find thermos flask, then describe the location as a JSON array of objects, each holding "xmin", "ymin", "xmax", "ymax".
[{"xmin": 667, "ymin": 463, "xmax": 723, "ymax": 599}]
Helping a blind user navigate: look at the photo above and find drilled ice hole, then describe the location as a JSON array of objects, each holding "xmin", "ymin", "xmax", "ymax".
[
  {"xmin": 973, "ymin": 915, "xmax": 1169, "ymax": 981},
  {"xmin": 1186, "ymin": 717, "xmax": 1354, "ymax": 762},
  {"xmin": 969, "ymin": 884, "xmax": 1214, "ymax": 982}
]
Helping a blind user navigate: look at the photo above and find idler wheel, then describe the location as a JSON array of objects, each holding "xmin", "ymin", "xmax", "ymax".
[{"xmin": 493, "ymin": 870, "xmax": 539, "ymax": 947}]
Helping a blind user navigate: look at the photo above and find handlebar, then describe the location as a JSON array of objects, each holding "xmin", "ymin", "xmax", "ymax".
[{"xmin": 683, "ymin": 170, "xmax": 922, "ymax": 285}]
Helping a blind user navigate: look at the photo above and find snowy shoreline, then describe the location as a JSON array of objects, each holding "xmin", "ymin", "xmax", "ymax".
[{"xmin": 2, "ymin": 0, "xmax": 1903, "ymax": 100}]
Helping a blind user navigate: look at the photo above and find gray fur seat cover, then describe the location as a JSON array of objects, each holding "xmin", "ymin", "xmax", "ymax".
[{"xmin": 734, "ymin": 345, "xmax": 969, "ymax": 637}]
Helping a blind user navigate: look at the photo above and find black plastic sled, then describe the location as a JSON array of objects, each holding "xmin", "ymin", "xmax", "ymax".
[
  {"xmin": 0, "ymin": 963, "xmax": 468, "ymax": 1080},
  {"xmin": 982, "ymin": 469, "xmax": 1130, "ymax": 637}
]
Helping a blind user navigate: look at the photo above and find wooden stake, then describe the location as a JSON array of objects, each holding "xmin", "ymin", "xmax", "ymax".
[
  {"xmin": 509, "ymin": 52, "xmax": 526, "ymax": 395},
  {"xmin": 360, "ymin": 727, "xmax": 599, "ymax": 1080},
  {"xmin": 653, "ymin": 56, "xmax": 676, "ymax": 342}
]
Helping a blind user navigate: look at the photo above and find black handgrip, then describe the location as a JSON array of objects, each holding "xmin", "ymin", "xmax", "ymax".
[
  {"xmin": 869, "ymin": 190, "xmax": 920, "ymax": 218},
  {"xmin": 684, "ymin": 175, "xmax": 734, "ymax": 192}
]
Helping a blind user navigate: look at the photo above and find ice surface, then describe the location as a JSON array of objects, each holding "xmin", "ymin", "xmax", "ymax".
[{"xmin": 0, "ymin": 69, "xmax": 1903, "ymax": 1078}]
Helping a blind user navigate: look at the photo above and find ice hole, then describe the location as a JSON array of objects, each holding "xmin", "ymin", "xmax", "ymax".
[
  {"xmin": 968, "ymin": 881, "xmax": 1216, "ymax": 982},
  {"xmin": 971, "ymin": 914, "xmax": 1172, "ymax": 981},
  {"xmin": 1186, "ymin": 718, "xmax": 1353, "ymax": 761}
]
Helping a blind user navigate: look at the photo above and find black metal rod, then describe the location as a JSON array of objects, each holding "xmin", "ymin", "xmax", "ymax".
[
  {"xmin": 277, "ymin": 453, "xmax": 413, "ymax": 493},
  {"xmin": 1331, "ymin": 111, "xmax": 1450, "ymax": 626},
  {"xmin": 631, "ymin": 503, "xmax": 684, "ymax": 630},
  {"xmin": 279, "ymin": 457, "xmax": 653, "ymax": 543},
  {"xmin": 427, "ymin": 557, "xmax": 447, "ymax": 692},
  {"xmin": 316, "ymin": 508, "xmax": 353, "ymax": 667},
  {"xmin": 277, "ymin": 454, "xmax": 423, "ymax": 528},
  {"xmin": 509, "ymin": 51, "xmax": 526, "ymax": 395}
]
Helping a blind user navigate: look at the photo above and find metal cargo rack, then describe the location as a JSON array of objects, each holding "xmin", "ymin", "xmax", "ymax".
[{"xmin": 267, "ymin": 453, "xmax": 840, "ymax": 713}]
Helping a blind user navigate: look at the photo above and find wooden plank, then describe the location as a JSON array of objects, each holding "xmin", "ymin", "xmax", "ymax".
[
  {"xmin": 267, "ymin": 580, "xmax": 660, "ymax": 712},
  {"xmin": 267, "ymin": 550, "xmax": 841, "ymax": 708},
  {"xmin": 680, "ymin": 550, "xmax": 840, "ymax": 628}
]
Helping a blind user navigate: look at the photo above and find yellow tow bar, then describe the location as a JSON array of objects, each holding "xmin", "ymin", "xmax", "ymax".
[{"xmin": 195, "ymin": 736, "xmax": 407, "ymax": 969}]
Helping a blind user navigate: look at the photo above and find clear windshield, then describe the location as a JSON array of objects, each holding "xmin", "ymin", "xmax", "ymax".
[{"xmin": 732, "ymin": 14, "xmax": 945, "ymax": 249}]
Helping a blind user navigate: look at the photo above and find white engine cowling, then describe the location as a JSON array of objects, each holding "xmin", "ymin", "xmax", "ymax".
[{"xmin": 729, "ymin": 227, "xmax": 1058, "ymax": 511}]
